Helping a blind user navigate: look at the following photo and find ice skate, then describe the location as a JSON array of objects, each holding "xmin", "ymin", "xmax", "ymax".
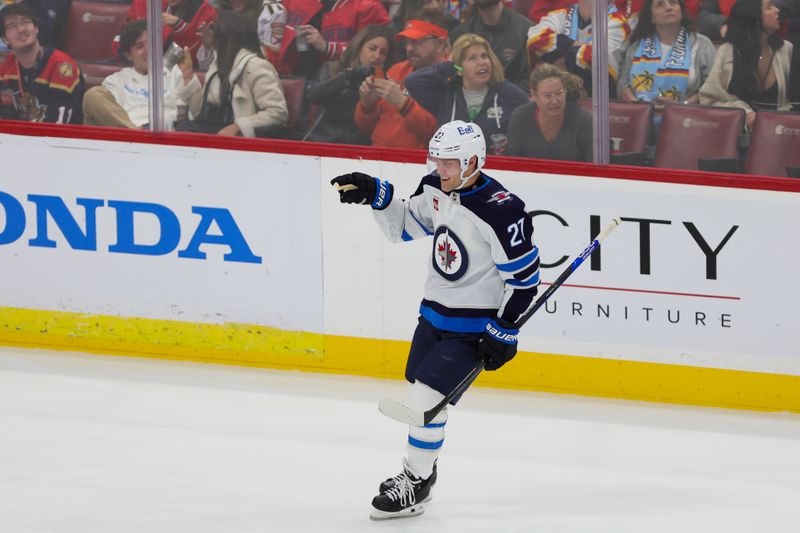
[
  {"xmin": 378, "ymin": 460, "xmax": 437, "ymax": 496},
  {"xmin": 369, "ymin": 460, "xmax": 434, "ymax": 520}
]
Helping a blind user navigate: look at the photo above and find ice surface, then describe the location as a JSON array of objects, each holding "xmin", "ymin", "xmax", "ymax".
[{"xmin": 1, "ymin": 346, "xmax": 799, "ymax": 533}]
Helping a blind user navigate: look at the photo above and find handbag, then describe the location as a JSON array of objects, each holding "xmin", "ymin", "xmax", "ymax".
[{"xmin": 175, "ymin": 63, "xmax": 246, "ymax": 133}]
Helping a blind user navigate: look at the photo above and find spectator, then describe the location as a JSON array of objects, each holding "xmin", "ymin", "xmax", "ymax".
[
  {"xmin": 405, "ymin": 33, "xmax": 529, "ymax": 154},
  {"xmin": 391, "ymin": 0, "xmax": 459, "ymax": 60},
  {"xmin": 274, "ymin": 0, "xmax": 389, "ymax": 78},
  {"xmin": 306, "ymin": 24, "xmax": 394, "ymax": 143},
  {"xmin": 353, "ymin": 12, "xmax": 447, "ymax": 148},
  {"xmin": 527, "ymin": 0, "xmax": 631, "ymax": 95},
  {"xmin": 618, "ymin": 0, "xmax": 715, "ymax": 108},
  {"xmin": 83, "ymin": 21, "xmax": 190, "ymax": 130},
  {"xmin": 789, "ymin": 31, "xmax": 800, "ymax": 109},
  {"xmin": 697, "ymin": 0, "xmax": 737, "ymax": 40},
  {"xmin": 122, "ymin": 0, "xmax": 217, "ymax": 65},
  {"xmin": 700, "ymin": 0, "xmax": 793, "ymax": 128},
  {"xmin": 529, "ymin": 0, "xmax": 572, "ymax": 24},
  {"xmin": 176, "ymin": 10, "xmax": 288, "ymax": 136},
  {"xmin": 0, "ymin": 3, "xmax": 83, "ymax": 123},
  {"xmin": 197, "ymin": 0, "xmax": 287, "ymax": 70},
  {"xmin": 450, "ymin": 0, "xmax": 533, "ymax": 88},
  {"xmin": 391, "ymin": 0, "xmax": 459, "ymax": 34},
  {"xmin": 507, "ymin": 63, "xmax": 592, "ymax": 161}
]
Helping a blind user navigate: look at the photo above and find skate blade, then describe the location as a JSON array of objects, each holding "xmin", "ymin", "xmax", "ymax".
[{"xmin": 369, "ymin": 503, "xmax": 426, "ymax": 521}]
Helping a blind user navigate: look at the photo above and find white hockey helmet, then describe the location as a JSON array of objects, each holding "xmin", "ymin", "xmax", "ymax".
[{"xmin": 427, "ymin": 120, "xmax": 486, "ymax": 188}]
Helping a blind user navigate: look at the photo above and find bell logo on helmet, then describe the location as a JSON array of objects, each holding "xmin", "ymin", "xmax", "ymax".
[{"xmin": 456, "ymin": 125, "xmax": 474, "ymax": 136}]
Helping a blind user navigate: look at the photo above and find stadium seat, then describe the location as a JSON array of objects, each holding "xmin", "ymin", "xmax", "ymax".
[
  {"xmin": 253, "ymin": 77, "xmax": 307, "ymax": 139},
  {"xmin": 280, "ymin": 76, "xmax": 306, "ymax": 130},
  {"xmin": 653, "ymin": 104, "xmax": 745, "ymax": 170},
  {"xmin": 64, "ymin": 1, "xmax": 130, "ymax": 62},
  {"xmin": 79, "ymin": 61, "xmax": 124, "ymax": 88},
  {"xmin": 743, "ymin": 111, "xmax": 800, "ymax": 177},
  {"xmin": 579, "ymin": 99, "xmax": 653, "ymax": 164}
]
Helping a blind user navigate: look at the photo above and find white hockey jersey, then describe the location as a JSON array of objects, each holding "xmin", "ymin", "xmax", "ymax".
[{"xmin": 373, "ymin": 173, "xmax": 540, "ymax": 333}]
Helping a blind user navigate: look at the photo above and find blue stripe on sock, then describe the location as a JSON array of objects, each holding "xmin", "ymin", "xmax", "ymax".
[
  {"xmin": 408, "ymin": 435, "xmax": 444, "ymax": 450},
  {"xmin": 424, "ymin": 422, "xmax": 446, "ymax": 428}
]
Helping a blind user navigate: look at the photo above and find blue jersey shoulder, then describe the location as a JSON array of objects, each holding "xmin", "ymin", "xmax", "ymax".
[
  {"xmin": 460, "ymin": 173, "xmax": 533, "ymax": 258},
  {"xmin": 411, "ymin": 173, "xmax": 442, "ymax": 198},
  {"xmin": 460, "ymin": 173, "xmax": 528, "ymax": 225}
]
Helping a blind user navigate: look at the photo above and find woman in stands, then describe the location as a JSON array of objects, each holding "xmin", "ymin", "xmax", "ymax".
[
  {"xmin": 700, "ymin": 0, "xmax": 794, "ymax": 128},
  {"xmin": 506, "ymin": 63, "xmax": 593, "ymax": 161},
  {"xmin": 305, "ymin": 25, "xmax": 394, "ymax": 144},
  {"xmin": 197, "ymin": 0, "xmax": 287, "ymax": 70},
  {"xmin": 404, "ymin": 33, "xmax": 528, "ymax": 155},
  {"xmin": 177, "ymin": 10, "xmax": 288, "ymax": 136},
  {"xmin": 618, "ymin": 0, "xmax": 716, "ymax": 109}
]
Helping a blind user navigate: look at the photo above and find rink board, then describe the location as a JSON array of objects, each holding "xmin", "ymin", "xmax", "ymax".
[{"xmin": 0, "ymin": 130, "xmax": 799, "ymax": 412}]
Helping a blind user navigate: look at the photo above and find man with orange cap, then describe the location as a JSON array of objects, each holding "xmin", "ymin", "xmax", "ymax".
[{"xmin": 354, "ymin": 10, "xmax": 450, "ymax": 149}]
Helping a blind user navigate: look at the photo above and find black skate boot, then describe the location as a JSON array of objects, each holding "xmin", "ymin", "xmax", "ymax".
[
  {"xmin": 378, "ymin": 460, "xmax": 437, "ymax": 495},
  {"xmin": 370, "ymin": 460, "xmax": 434, "ymax": 520}
]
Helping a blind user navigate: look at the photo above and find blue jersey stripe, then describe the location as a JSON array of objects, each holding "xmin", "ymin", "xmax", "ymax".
[
  {"xmin": 497, "ymin": 247, "xmax": 539, "ymax": 272},
  {"xmin": 506, "ymin": 271, "xmax": 540, "ymax": 287},
  {"xmin": 408, "ymin": 435, "xmax": 444, "ymax": 450},
  {"xmin": 401, "ymin": 229, "xmax": 413, "ymax": 241},
  {"xmin": 420, "ymin": 305, "xmax": 491, "ymax": 333},
  {"xmin": 408, "ymin": 210, "xmax": 433, "ymax": 236}
]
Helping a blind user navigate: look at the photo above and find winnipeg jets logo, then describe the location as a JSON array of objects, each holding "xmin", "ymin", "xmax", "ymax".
[
  {"xmin": 488, "ymin": 190, "xmax": 513, "ymax": 205},
  {"xmin": 437, "ymin": 236, "xmax": 458, "ymax": 271},
  {"xmin": 432, "ymin": 226, "xmax": 468, "ymax": 281}
]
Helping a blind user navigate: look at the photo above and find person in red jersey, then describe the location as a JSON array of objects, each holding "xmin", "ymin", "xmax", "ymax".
[{"xmin": 0, "ymin": 3, "xmax": 84, "ymax": 123}]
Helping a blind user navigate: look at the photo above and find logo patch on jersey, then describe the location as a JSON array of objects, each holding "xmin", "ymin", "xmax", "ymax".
[
  {"xmin": 488, "ymin": 190, "xmax": 513, "ymax": 205},
  {"xmin": 433, "ymin": 197, "xmax": 439, "ymax": 211},
  {"xmin": 58, "ymin": 62, "xmax": 74, "ymax": 78},
  {"xmin": 431, "ymin": 226, "xmax": 469, "ymax": 281}
]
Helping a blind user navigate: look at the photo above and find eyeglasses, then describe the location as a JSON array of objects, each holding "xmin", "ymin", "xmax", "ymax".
[
  {"xmin": 4, "ymin": 18, "xmax": 34, "ymax": 33},
  {"xmin": 538, "ymin": 89, "xmax": 566, "ymax": 101}
]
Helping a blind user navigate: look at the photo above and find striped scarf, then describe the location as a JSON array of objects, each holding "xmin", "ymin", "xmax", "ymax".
[{"xmin": 628, "ymin": 26, "xmax": 691, "ymax": 102}]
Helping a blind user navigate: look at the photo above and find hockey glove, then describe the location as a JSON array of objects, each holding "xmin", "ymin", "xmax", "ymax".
[
  {"xmin": 330, "ymin": 172, "xmax": 393, "ymax": 210},
  {"xmin": 478, "ymin": 318, "xmax": 519, "ymax": 371}
]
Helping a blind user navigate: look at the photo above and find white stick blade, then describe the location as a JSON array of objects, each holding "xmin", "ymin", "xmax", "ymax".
[{"xmin": 378, "ymin": 397, "xmax": 425, "ymax": 426}]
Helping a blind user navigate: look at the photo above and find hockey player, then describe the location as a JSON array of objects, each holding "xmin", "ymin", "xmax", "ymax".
[{"xmin": 330, "ymin": 120, "xmax": 540, "ymax": 520}]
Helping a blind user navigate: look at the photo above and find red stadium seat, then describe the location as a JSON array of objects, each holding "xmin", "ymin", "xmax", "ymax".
[
  {"xmin": 79, "ymin": 61, "xmax": 124, "ymax": 88},
  {"xmin": 654, "ymin": 105, "xmax": 745, "ymax": 170},
  {"xmin": 64, "ymin": 1, "xmax": 130, "ymax": 62},
  {"xmin": 744, "ymin": 111, "xmax": 800, "ymax": 177},
  {"xmin": 280, "ymin": 77, "xmax": 306, "ymax": 130},
  {"xmin": 579, "ymin": 100, "xmax": 653, "ymax": 163},
  {"xmin": 251, "ymin": 77, "xmax": 306, "ymax": 138}
]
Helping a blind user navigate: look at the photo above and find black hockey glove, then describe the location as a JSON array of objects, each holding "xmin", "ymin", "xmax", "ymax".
[
  {"xmin": 330, "ymin": 172, "xmax": 393, "ymax": 210},
  {"xmin": 478, "ymin": 318, "xmax": 519, "ymax": 371}
]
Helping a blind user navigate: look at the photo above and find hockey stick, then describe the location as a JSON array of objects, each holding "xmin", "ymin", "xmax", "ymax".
[{"xmin": 378, "ymin": 217, "xmax": 622, "ymax": 426}]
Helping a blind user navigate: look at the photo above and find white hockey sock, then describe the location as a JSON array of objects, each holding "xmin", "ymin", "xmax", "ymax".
[{"xmin": 405, "ymin": 381, "xmax": 447, "ymax": 480}]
